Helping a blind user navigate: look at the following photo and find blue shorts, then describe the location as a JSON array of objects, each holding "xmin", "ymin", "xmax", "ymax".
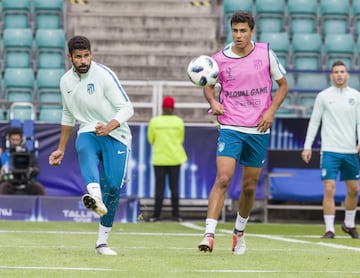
[
  {"xmin": 320, "ymin": 151, "xmax": 360, "ymax": 181},
  {"xmin": 75, "ymin": 132, "xmax": 130, "ymax": 227},
  {"xmin": 75, "ymin": 132, "xmax": 129, "ymax": 189},
  {"xmin": 216, "ymin": 128, "xmax": 270, "ymax": 167}
]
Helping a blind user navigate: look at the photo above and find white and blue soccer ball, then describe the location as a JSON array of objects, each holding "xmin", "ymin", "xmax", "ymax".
[{"xmin": 187, "ymin": 55, "xmax": 219, "ymax": 87}]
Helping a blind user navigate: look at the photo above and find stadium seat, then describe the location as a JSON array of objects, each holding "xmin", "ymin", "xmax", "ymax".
[
  {"xmin": 36, "ymin": 68, "xmax": 64, "ymax": 90},
  {"xmin": 259, "ymin": 32, "xmax": 289, "ymax": 67},
  {"xmin": 320, "ymin": 0, "xmax": 350, "ymax": 35},
  {"xmin": 224, "ymin": 0, "xmax": 252, "ymax": 14},
  {"xmin": 35, "ymin": 29, "xmax": 66, "ymax": 69},
  {"xmin": 297, "ymin": 93, "xmax": 318, "ymax": 117},
  {"xmin": 287, "ymin": 0, "xmax": 317, "ymax": 35},
  {"xmin": 1, "ymin": 0, "xmax": 32, "ymax": 28},
  {"xmin": 285, "ymin": 72, "xmax": 296, "ymax": 90},
  {"xmin": 2, "ymin": 28, "xmax": 33, "ymax": 69},
  {"xmin": 223, "ymin": 0, "xmax": 253, "ymax": 42},
  {"xmin": 353, "ymin": 1, "xmax": 360, "ymax": 36},
  {"xmin": 36, "ymin": 53, "xmax": 66, "ymax": 70},
  {"xmin": 4, "ymin": 68, "xmax": 35, "ymax": 103},
  {"xmin": 36, "ymin": 68, "xmax": 64, "ymax": 104},
  {"xmin": 34, "ymin": 0, "xmax": 64, "ymax": 29},
  {"xmin": 347, "ymin": 75, "xmax": 360, "ymax": 90},
  {"xmin": 38, "ymin": 105, "xmax": 62, "ymax": 123},
  {"xmin": 274, "ymin": 93, "xmax": 298, "ymax": 118},
  {"xmin": 256, "ymin": 0, "xmax": 285, "ymax": 18},
  {"xmin": 255, "ymin": 0, "xmax": 285, "ymax": 34},
  {"xmin": 272, "ymin": 73, "xmax": 295, "ymax": 93},
  {"xmin": 38, "ymin": 92, "xmax": 62, "ymax": 104},
  {"xmin": 295, "ymin": 72, "xmax": 329, "ymax": 93},
  {"xmin": 324, "ymin": 34, "xmax": 354, "ymax": 70},
  {"xmin": 8, "ymin": 102, "xmax": 36, "ymax": 121},
  {"xmin": 292, "ymin": 33, "xmax": 322, "ymax": 70}
]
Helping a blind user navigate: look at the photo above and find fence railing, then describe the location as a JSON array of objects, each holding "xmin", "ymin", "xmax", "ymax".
[{"xmin": 121, "ymin": 80, "xmax": 215, "ymax": 123}]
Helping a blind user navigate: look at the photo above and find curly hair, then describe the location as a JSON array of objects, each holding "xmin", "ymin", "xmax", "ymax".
[{"xmin": 68, "ymin": 35, "xmax": 91, "ymax": 54}]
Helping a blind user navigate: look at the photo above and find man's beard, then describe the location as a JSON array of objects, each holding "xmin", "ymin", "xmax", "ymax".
[{"xmin": 76, "ymin": 64, "xmax": 90, "ymax": 73}]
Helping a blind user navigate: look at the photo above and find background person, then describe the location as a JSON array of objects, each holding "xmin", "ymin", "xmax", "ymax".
[
  {"xmin": 147, "ymin": 96, "xmax": 188, "ymax": 222},
  {"xmin": 302, "ymin": 60, "xmax": 360, "ymax": 239},
  {"xmin": 0, "ymin": 127, "xmax": 45, "ymax": 195},
  {"xmin": 198, "ymin": 10, "xmax": 288, "ymax": 255},
  {"xmin": 49, "ymin": 35, "xmax": 134, "ymax": 255}
]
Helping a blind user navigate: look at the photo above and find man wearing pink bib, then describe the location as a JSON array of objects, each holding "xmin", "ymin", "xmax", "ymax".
[{"xmin": 198, "ymin": 11, "xmax": 289, "ymax": 255}]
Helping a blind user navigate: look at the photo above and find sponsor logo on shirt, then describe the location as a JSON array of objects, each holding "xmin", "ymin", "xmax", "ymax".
[{"xmin": 224, "ymin": 87, "xmax": 268, "ymax": 97}]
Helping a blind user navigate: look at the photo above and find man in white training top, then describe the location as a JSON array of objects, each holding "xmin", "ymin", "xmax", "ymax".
[
  {"xmin": 49, "ymin": 35, "xmax": 134, "ymax": 254},
  {"xmin": 302, "ymin": 60, "xmax": 360, "ymax": 239}
]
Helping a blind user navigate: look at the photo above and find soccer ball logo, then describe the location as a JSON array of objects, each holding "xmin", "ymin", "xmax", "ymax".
[{"xmin": 187, "ymin": 55, "xmax": 219, "ymax": 87}]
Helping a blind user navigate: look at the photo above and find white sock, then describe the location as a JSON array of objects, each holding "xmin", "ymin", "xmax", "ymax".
[
  {"xmin": 324, "ymin": 215, "xmax": 335, "ymax": 233},
  {"xmin": 235, "ymin": 212, "xmax": 249, "ymax": 231},
  {"xmin": 86, "ymin": 183, "xmax": 102, "ymax": 199},
  {"xmin": 96, "ymin": 224, "xmax": 112, "ymax": 246},
  {"xmin": 344, "ymin": 210, "xmax": 356, "ymax": 228},
  {"xmin": 204, "ymin": 218, "xmax": 218, "ymax": 235}
]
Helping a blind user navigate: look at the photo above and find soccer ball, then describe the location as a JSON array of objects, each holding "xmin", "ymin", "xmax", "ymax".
[{"xmin": 187, "ymin": 55, "xmax": 219, "ymax": 87}]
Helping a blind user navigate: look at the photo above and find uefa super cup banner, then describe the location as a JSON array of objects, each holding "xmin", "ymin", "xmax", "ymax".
[
  {"xmin": 37, "ymin": 196, "xmax": 139, "ymax": 222},
  {"xmin": 270, "ymin": 118, "xmax": 321, "ymax": 150},
  {"xmin": 0, "ymin": 119, "xmax": 317, "ymax": 201},
  {"xmin": 0, "ymin": 195, "xmax": 37, "ymax": 221},
  {"xmin": 0, "ymin": 195, "xmax": 139, "ymax": 222}
]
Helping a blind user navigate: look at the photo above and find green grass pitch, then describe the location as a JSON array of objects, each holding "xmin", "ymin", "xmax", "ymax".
[{"xmin": 0, "ymin": 220, "xmax": 360, "ymax": 277}]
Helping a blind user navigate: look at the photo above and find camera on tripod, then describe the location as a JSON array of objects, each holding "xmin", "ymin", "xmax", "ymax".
[
  {"xmin": 0, "ymin": 126, "xmax": 45, "ymax": 195},
  {"xmin": 2, "ymin": 144, "xmax": 34, "ymax": 183}
]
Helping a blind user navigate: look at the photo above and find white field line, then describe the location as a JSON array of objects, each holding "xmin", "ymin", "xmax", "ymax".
[
  {"xmin": 2, "ymin": 266, "xmax": 360, "ymax": 275},
  {"xmin": 191, "ymin": 270, "xmax": 360, "ymax": 274},
  {"xmin": 183, "ymin": 222, "xmax": 360, "ymax": 252},
  {"xmin": 0, "ymin": 266, "xmax": 124, "ymax": 272},
  {"xmin": 1, "ymin": 223, "xmax": 360, "ymax": 274},
  {"xmin": 0, "ymin": 229, "xmax": 205, "ymax": 237}
]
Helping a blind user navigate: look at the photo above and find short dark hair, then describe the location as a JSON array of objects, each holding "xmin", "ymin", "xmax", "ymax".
[
  {"xmin": 68, "ymin": 35, "xmax": 91, "ymax": 54},
  {"xmin": 230, "ymin": 11, "xmax": 255, "ymax": 30},
  {"xmin": 7, "ymin": 127, "xmax": 23, "ymax": 138},
  {"xmin": 331, "ymin": 60, "xmax": 347, "ymax": 71}
]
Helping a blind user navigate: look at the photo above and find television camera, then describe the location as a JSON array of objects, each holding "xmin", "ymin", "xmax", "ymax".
[{"xmin": 1, "ymin": 144, "xmax": 39, "ymax": 193}]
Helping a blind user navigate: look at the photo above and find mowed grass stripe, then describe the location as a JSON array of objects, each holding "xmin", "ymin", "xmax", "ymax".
[{"xmin": 1, "ymin": 221, "xmax": 360, "ymax": 277}]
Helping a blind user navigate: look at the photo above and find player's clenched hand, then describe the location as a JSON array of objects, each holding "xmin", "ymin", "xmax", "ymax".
[
  {"xmin": 95, "ymin": 122, "xmax": 111, "ymax": 136},
  {"xmin": 257, "ymin": 110, "xmax": 274, "ymax": 133},
  {"xmin": 301, "ymin": 149, "xmax": 312, "ymax": 164},
  {"xmin": 210, "ymin": 101, "xmax": 225, "ymax": 115},
  {"xmin": 49, "ymin": 150, "xmax": 64, "ymax": 166}
]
